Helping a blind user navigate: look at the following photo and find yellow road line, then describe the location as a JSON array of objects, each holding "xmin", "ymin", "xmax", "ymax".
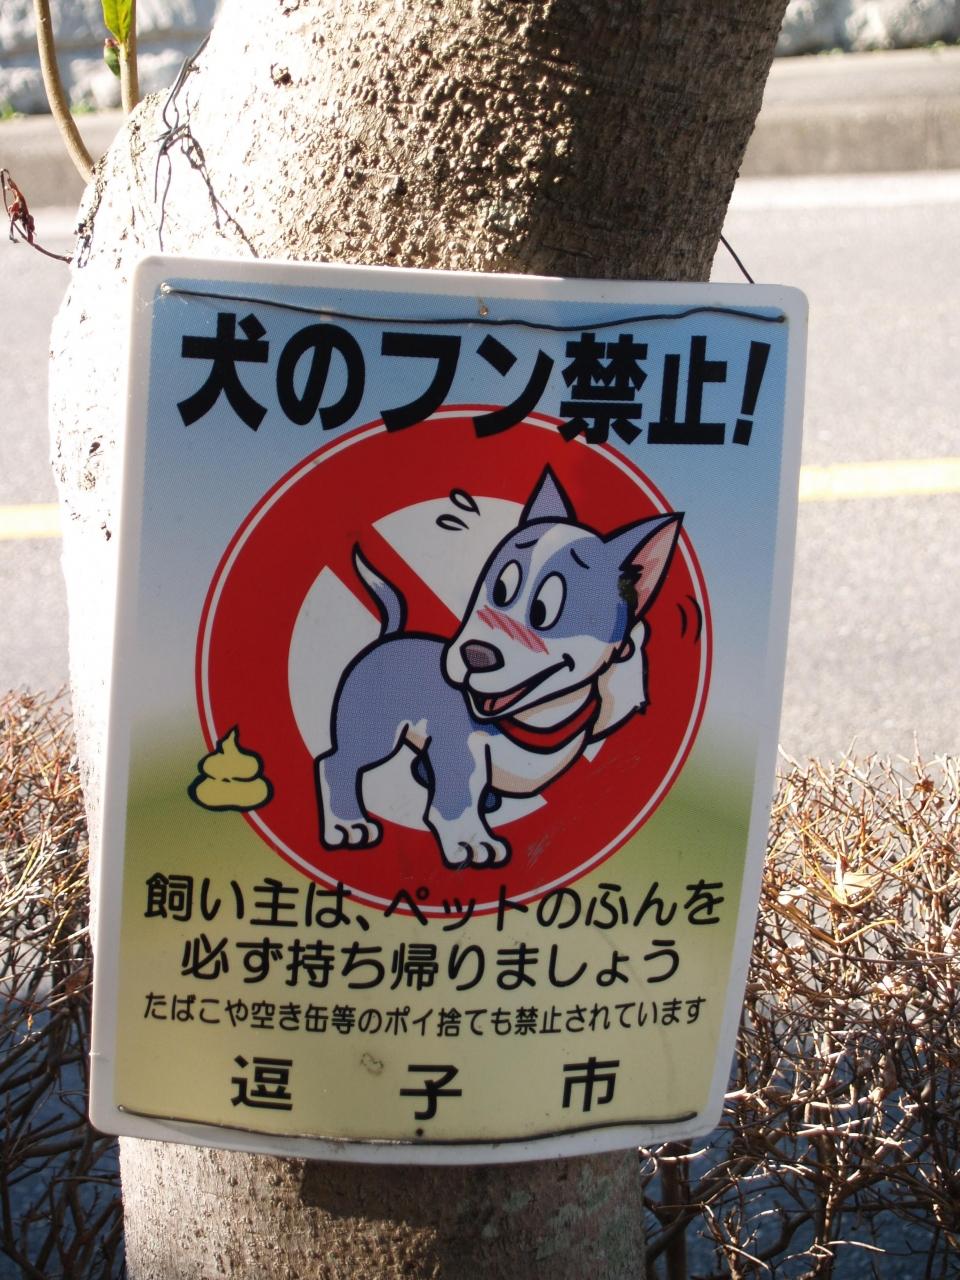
[
  {"xmin": 1, "ymin": 458, "xmax": 959, "ymax": 540},
  {"xmin": 0, "ymin": 503, "xmax": 61, "ymax": 540},
  {"xmin": 799, "ymin": 457, "xmax": 960, "ymax": 503}
]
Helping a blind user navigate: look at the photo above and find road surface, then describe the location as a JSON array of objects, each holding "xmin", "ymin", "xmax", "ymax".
[{"xmin": 1, "ymin": 174, "xmax": 958, "ymax": 762}]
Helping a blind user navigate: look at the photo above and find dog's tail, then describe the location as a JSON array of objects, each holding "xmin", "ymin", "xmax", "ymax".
[{"xmin": 353, "ymin": 545, "xmax": 406, "ymax": 636}]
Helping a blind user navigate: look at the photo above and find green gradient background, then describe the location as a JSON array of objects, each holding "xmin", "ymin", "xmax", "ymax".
[{"xmin": 115, "ymin": 724, "xmax": 754, "ymax": 1142}]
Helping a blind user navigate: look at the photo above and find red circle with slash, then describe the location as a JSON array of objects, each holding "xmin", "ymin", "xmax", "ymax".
[{"xmin": 197, "ymin": 410, "xmax": 711, "ymax": 914}]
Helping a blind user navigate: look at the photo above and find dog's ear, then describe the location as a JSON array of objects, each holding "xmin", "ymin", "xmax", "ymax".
[
  {"xmin": 520, "ymin": 466, "xmax": 575, "ymax": 525},
  {"xmin": 607, "ymin": 513, "xmax": 683, "ymax": 618}
]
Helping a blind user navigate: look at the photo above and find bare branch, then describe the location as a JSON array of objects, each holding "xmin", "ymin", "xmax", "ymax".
[
  {"xmin": 120, "ymin": 1, "xmax": 140, "ymax": 115},
  {"xmin": 30, "ymin": 0, "xmax": 95, "ymax": 184},
  {"xmin": 644, "ymin": 754, "xmax": 960, "ymax": 1274}
]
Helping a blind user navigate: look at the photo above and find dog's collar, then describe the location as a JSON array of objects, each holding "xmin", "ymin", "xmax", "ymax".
[{"xmin": 495, "ymin": 689, "xmax": 601, "ymax": 753}]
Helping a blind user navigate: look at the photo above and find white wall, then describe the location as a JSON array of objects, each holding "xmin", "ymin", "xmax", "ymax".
[
  {"xmin": 1, "ymin": 0, "xmax": 959, "ymax": 113},
  {"xmin": 1, "ymin": 0, "xmax": 218, "ymax": 113},
  {"xmin": 779, "ymin": 0, "xmax": 960, "ymax": 55}
]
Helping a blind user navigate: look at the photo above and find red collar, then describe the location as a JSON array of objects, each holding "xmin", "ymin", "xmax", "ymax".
[{"xmin": 496, "ymin": 689, "xmax": 600, "ymax": 753}]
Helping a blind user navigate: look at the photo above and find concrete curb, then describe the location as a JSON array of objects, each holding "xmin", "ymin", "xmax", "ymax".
[
  {"xmin": 742, "ymin": 46, "xmax": 960, "ymax": 176},
  {"xmin": 2, "ymin": 47, "xmax": 959, "ymax": 211},
  {"xmin": 0, "ymin": 110, "xmax": 122, "ymax": 208}
]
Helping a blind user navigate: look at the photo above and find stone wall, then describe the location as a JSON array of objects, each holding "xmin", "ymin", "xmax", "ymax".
[
  {"xmin": 779, "ymin": 0, "xmax": 960, "ymax": 55},
  {"xmin": 1, "ymin": 0, "xmax": 959, "ymax": 113},
  {"xmin": 0, "ymin": 0, "xmax": 217, "ymax": 113}
]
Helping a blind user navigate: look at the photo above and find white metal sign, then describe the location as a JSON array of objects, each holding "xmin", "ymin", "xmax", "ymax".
[{"xmin": 91, "ymin": 256, "xmax": 806, "ymax": 1163}]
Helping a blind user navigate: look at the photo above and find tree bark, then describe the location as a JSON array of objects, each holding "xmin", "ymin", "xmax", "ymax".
[
  {"xmin": 49, "ymin": 0, "xmax": 787, "ymax": 1275},
  {"xmin": 120, "ymin": 1141, "xmax": 645, "ymax": 1278}
]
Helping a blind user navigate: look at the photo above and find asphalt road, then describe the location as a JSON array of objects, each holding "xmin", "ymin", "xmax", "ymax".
[
  {"xmin": 716, "ymin": 171, "xmax": 960, "ymax": 763},
  {"xmin": 1, "ymin": 174, "xmax": 958, "ymax": 762},
  {"xmin": 0, "ymin": 205, "xmax": 73, "ymax": 701}
]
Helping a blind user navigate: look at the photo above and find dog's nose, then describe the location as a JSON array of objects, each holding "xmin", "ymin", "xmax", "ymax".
[{"xmin": 461, "ymin": 641, "xmax": 504, "ymax": 673}]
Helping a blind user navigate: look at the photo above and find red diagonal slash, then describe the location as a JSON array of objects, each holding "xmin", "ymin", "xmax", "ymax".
[{"xmin": 344, "ymin": 525, "xmax": 462, "ymax": 639}]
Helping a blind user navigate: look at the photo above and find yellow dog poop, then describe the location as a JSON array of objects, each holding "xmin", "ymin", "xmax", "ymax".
[{"xmin": 189, "ymin": 727, "xmax": 273, "ymax": 811}]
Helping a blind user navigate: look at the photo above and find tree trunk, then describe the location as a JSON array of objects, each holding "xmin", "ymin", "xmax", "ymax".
[
  {"xmin": 120, "ymin": 1141, "xmax": 645, "ymax": 1278},
  {"xmin": 49, "ymin": 0, "xmax": 787, "ymax": 1275}
]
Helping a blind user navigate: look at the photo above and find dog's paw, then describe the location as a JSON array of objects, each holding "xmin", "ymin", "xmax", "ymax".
[
  {"xmin": 442, "ymin": 836, "xmax": 511, "ymax": 869},
  {"xmin": 321, "ymin": 817, "xmax": 382, "ymax": 850}
]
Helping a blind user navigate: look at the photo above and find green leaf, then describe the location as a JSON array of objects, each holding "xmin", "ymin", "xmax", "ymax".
[{"xmin": 101, "ymin": 0, "xmax": 132, "ymax": 44}]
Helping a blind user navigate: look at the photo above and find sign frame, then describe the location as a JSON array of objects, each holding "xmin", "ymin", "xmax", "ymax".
[{"xmin": 90, "ymin": 256, "xmax": 806, "ymax": 1164}]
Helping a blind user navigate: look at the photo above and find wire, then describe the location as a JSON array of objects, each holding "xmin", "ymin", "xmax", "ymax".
[
  {"xmin": 719, "ymin": 234, "xmax": 755, "ymax": 285},
  {"xmin": 158, "ymin": 283, "xmax": 784, "ymax": 331}
]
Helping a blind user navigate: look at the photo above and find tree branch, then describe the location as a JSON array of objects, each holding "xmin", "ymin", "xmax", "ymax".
[
  {"xmin": 31, "ymin": 0, "xmax": 95, "ymax": 184},
  {"xmin": 120, "ymin": 1, "xmax": 140, "ymax": 115}
]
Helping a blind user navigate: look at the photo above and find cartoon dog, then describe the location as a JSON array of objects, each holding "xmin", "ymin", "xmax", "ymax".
[{"xmin": 315, "ymin": 467, "xmax": 682, "ymax": 869}]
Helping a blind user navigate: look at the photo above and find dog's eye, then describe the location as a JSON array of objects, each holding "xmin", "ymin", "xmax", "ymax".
[
  {"xmin": 492, "ymin": 560, "xmax": 522, "ymax": 607},
  {"xmin": 530, "ymin": 573, "xmax": 565, "ymax": 629}
]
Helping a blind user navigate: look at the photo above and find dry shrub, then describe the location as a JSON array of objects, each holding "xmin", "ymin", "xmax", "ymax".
[
  {"xmin": 1, "ymin": 692, "xmax": 958, "ymax": 1278},
  {"xmin": 643, "ymin": 754, "xmax": 960, "ymax": 1278},
  {"xmin": 0, "ymin": 692, "xmax": 121, "ymax": 1280}
]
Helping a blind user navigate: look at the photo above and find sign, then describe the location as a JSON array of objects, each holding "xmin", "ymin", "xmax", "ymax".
[{"xmin": 91, "ymin": 256, "xmax": 806, "ymax": 1164}]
